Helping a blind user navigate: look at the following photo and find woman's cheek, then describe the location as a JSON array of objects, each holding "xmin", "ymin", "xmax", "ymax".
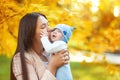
[
  {"xmin": 42, "ymin": 28, "xmax": 47, "ymax": 32},
  {"xmin": 35, "ymin": 30, "xmax": 41, "ymax": 41}
]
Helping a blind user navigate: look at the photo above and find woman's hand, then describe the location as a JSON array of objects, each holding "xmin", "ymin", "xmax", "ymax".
[
  {"xmin": 40, "ymin": 29, "xmax": 49, "ymax": 37},
  {"xmin": 47, "ymin": 50, "xmax": 70, "ymax": 75},
  {"xmin": 50, "ymin": 50, "xmax": 69, "ymax": 68}
]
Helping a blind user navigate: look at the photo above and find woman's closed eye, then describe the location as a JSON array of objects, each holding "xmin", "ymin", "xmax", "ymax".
[{"xmin": 41, "ymin": 24, "xmax": 46, "ymax": 29}]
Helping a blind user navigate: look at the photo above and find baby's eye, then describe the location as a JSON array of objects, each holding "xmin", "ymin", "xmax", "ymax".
[{"xmin": 58, "ymin": 30, "xmax": 61, "ymax": 33}]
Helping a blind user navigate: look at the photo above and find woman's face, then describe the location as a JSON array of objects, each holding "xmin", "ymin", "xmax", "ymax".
[
  {"xmin": 50, "ymin": 29, "xmax": 63, "ymax": 42},
  {"xmin": 34, "ymin": 16, "xmax": 50, "ymax": 43}
]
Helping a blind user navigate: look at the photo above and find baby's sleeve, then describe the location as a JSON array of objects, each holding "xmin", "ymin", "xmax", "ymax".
[{"xmin": 41, "ymin": 37, "xmax": 67, "ymax": 53}]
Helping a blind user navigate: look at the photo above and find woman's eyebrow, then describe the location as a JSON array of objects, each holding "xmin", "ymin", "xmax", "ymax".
[{"xmin": 41, "ymin": 22, "xmax": 48, "ymax": 25}]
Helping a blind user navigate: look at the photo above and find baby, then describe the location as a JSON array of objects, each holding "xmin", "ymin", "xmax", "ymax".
[{"xmin": 40, "ymin": 24, "xmax": 75, "ymax": 80}]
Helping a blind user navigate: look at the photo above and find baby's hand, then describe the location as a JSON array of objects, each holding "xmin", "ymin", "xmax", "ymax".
[{"xmin": 40, "ymin": 30, "xmax": 48, "ymax": 37}]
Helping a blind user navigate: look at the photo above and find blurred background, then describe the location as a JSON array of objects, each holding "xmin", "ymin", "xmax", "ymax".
[{"xmin": 0, "ymin": 0, "xmax": 120, "ymax": 80}]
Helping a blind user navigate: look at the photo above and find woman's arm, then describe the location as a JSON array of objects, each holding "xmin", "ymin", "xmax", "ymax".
[
  {"xmin": 41, "ymin": 50, "xmax": 69, "ymax": 80},
  {"xmin": 47, "ymin": 50, "xmax": 69, "ymax": 74},
  {"xmin": 12, "ymin": 50, "xmax": 69, "ymax": 80}
]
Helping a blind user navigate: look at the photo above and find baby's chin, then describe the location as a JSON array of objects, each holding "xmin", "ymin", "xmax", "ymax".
[
  {"xmin": 50, "ymin": 38, "xmax": 58, "ymax": 42},
  {"xmin": 51, "ymin": 39, "xmax": 56, "ymax": 42},
  {"xmin": 49, "ymin": 38, "xmax": 54, "ymax": 43}
]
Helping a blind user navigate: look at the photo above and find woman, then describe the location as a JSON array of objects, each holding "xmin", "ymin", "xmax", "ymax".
[{"xmin": 10, "ymin": 12, "xmax": 69, "ymax": 80}]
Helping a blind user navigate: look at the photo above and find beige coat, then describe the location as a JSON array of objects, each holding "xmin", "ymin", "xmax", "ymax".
[{"xmin": 12, "ymin": 49, "xmax": 56, "ymax": 80}]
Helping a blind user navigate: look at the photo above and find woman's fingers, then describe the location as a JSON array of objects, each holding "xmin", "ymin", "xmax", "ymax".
[
  {"xmin": 59, "ymin": 51, "xmax": 70, "ymax": 64},
  {"xmin": 40, "ymin": 31, "xmax": 48, "ymax": 37},
  {"xmin": 64, "ymin": 55, "xmax": 70, "ymax": 60},
  {"xmin": 50, "ymin": 50, "xmax": 70, "ymax": 68}
]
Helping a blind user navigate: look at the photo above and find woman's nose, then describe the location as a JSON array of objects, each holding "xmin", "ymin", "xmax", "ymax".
[{"xmin": 47, "ymin": 26, "xmax": 52, "ymax": 32}]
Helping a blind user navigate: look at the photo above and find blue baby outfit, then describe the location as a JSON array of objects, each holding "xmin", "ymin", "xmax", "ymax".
[{"xmin": 54, "ymin": 24, "xmax": 75, "ymax": 80}]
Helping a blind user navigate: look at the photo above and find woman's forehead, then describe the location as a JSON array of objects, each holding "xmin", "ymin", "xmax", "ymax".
[{"xmin": 38, "ymin": 16, "xmax": 48, "ymax": 24}]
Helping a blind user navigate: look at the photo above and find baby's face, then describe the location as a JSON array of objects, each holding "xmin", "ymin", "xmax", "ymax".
[{"xmin": 50, "ymin": 29, "xmax": 63, "ymax": 42}]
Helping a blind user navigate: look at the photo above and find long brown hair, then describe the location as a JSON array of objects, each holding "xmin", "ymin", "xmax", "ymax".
[{"xmin": 10, "ymin": 12, "xmax": 47, "ymax": 80}]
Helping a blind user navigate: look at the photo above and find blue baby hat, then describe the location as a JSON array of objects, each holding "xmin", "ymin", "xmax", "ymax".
[{"xmin": 54, "ymin": 24, "xmax": 75, "ymax": 43}]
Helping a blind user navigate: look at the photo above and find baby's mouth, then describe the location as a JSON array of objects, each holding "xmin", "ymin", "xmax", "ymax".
[{"xmin": 52, "ymin": 34, "xmax": 56, "ymax": 38}]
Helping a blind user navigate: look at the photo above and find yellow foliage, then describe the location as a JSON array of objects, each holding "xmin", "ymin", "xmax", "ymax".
[
  {"xmin": 0, "ymin": 0, "xmax": 120, "ymax": 75},
  {"xmin": 0, "ymin": 0, "xmax": 120, "ymax": 58},
  {"xmin": 0, "ymin": 22, "xmax": 16, "ymax": 57},
  {"xmin": 107, "ymin": 64, "xmax": 120, "ymax": 75}
]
